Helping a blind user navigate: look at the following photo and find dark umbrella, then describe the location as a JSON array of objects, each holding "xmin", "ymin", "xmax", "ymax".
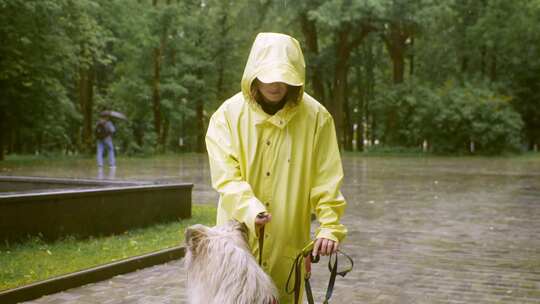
[{"xmin": 100, "ymin": 110, "xmax": 127, "ymax": 120}]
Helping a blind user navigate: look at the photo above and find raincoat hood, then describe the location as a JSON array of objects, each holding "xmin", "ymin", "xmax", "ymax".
[{"xmin": 241, "ymin": 33, "xmax": 306, "ymax": 103}]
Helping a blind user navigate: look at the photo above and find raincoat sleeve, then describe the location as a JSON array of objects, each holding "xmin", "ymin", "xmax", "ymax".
[
  {"xmin": 205, "ymin": 112, "xmax": 267, "ymax": 235},
  {"xmin": 310, "ymin": 114, "xmax": 347, "ymax": 243}
]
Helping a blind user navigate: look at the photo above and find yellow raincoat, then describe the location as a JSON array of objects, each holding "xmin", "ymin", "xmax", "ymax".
[{"xmin": 205, "ymin": 33, "xmax": 347, "ymax": 303}]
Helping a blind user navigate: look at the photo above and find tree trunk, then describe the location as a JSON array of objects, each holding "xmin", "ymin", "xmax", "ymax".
[
  {"xmin": 461, "ymin": 55, "xmax": 469, "ymax": 74},
  {"xmin": 133, "ymin": 121, "xmax": 144, "ymax": 147},
  {"xmin": 354, "ymin": 58, "xmax": 368, "ymax": 152},
  {"xmin": 355, "ymin": 116, "xmax": 364, "ymax": 151},
  {"xmin": 392, "ymin": 50, "xmax": 405, "ymax": 84},
  {"xmin": 37, "ymin": 131, "xmax": 43, "ymax": 155},
  {"xmin": 162, "ymin": 117, "xmax": 170, "ymax": 150},
  {"xmin": 152, "ymin": 0, "xmax": 170, "ymax": 148},
  {"xmin": 332, "ymin": 24, "xmax": 374, "ymax": 149},
  {"xmin": 216, "ymin": 62, "xmax": 226, "ymax": 101},
  {"xmin": 216, "ymin": 13, "xmax": 228, "ymax": 101},
  {"xmin": 380, "ymin": 22, "xmax": 411, "ymax": 145},
  {"xmin": 152, "ymin": 45, "xmax": 163, "ymax": 145},
  {"xmin": 382, "ymin": 23, "xmax": 408, "ymax": 84},
  {"xmin": 196, "ymin": 101, "xmax": 205, "ymax": 153},
  {"xmin": 78, "ymin": 65, "xmax": 94, "ymax": 153},
  {"xmin": 7, "ymin": 125, "xmax": 13, "ymax": 155},
  {"xmin": 333, "ymin": 34, "xmax": 349, "ymax": 149},
  {"xmin": 409, "ymin": 35, "xmax": 414, "ymax": 77},
  {"xmin": 480, "ymin": 45, "xmax": 486, "ymax": 78},
  {"xmin": 343, "ymin": 78, "xmax": 353, "ymax": 151},
  {"xmin": 0, "ymin": 110, "xmax": 4, "ymax": 160},
  {"xmin": 365, "ymin": 41, "xmax": 377, "ymax": 147},
  {"xmin": 490, "ymin": 50, "xmax": 497, "ymax": 82},
  {"xmin": 13, "ymin": 127, "xmax": 22, "ymax": 154},
  {"xmin": 300, "ymin": 12, "xmax": 325, "ymax": 103},
  {"xmin": 253, "ymin": 0, "xmax": 272, "ymax": 30}
]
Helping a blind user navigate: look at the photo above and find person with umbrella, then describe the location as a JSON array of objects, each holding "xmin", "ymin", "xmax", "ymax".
[{"xmin": 95, "ymin": 111, "xmax": 121, "ymax": 168}]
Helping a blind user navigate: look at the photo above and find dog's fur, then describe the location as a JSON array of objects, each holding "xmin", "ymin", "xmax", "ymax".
[{"xmin": 184, "ymin": 220, "xmax": 278, "ymax": 304}]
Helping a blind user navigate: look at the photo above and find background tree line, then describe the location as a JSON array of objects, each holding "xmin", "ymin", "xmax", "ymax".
[{"xmin": 1, "ymin": 0, "xmax": 539, "ymax": 160}]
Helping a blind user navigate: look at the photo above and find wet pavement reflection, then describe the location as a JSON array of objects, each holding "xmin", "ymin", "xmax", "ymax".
[
  {"xmin": 3, "ymin": 154, "xmax": 539, "ymax": 303},
  {"xmin": 314, "ymin": 156, "xmax": 540, "ymax": 303}
]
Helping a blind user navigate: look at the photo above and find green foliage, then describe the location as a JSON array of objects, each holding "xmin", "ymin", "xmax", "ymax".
[
  {"xmin": 0, "ymin": 0, "xmax": 538, "ymax": 156},
  {"xmin": 433, "ymin": 82, "xmax": 523, "ymax": 154},
  {"xmin": 0, "ymin": 0, "xmax": 80, "ymax": 152},
  {"xmin": 372, "ymin": 80, "xmax": 523, "ymax": 154}
]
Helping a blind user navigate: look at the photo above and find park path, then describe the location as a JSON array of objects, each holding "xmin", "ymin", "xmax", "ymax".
[{"xmin": 7, "ymin": 155, "xmax": 539, "ymax": 303}]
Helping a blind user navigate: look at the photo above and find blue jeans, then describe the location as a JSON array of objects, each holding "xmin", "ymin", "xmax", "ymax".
[{"xmin": 97, "ymin": 137, "xmax": 115, "ymax": 167}]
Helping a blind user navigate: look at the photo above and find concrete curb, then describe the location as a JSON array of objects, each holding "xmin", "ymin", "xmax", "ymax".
[{"xmin": 0, "ymin": 246, "xmax": 185, "ymax": 304}]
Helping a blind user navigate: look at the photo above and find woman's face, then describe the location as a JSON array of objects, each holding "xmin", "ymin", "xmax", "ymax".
[{"xmin": 257, "ymin": 80, "xmax": 288, "ymax": 104}]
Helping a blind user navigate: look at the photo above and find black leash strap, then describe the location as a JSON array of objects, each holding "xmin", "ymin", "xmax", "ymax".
[
  {"xmin": 258, "ymin": 225, "xmax": 265, "ymax": 266},
  {"xmin": 322, "ymin": 251, "xmax": 354, "ymax": 303},
  {"xmin": 286, "ymin": 249, "xmax": 353, "ymax": 304},
  {"xmin": 305, "ymin": 276, "xmax": 314, "ymax": 303},
  {"xmin": 285, "ymin": 253, "xmax": 304, "ymax": 304},
  {"xmin": 304, "ymin": 253, "xmax": 320, "ymax": 304}
]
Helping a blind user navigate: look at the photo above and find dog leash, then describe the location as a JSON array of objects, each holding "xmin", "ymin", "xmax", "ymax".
[
  {"xmin": 258, "ymin": 225, "xmax": 265, "ymax": 265},
  {"xmin": 258, "ymin": 224, "xmax": 279, "ymax": 304},
  {"xmin": 256, "ymin": 213, "xmax": 270, "ymax": 266},
  {"xmin": 285, "ymin": 241, "xmax": 354, "ymax": 304}
]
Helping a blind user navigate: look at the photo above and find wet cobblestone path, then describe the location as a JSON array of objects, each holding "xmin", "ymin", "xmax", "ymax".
[{"xmin": 8, "ymin": 155, "xmax": 540, "ymax": 303}]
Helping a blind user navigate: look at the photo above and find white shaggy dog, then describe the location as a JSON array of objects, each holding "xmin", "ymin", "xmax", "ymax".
[{"xmin": 184, "ymin": 220, "xmax": 278, "ymax": 304}]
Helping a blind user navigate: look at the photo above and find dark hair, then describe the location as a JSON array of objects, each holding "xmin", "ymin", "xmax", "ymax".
[{"xmin": 250, "ymin": 78, "xmax": 302, "ymax": 105}]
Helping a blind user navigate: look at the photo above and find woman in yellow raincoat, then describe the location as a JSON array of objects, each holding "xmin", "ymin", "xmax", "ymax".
[{"xmin": 205, "ymin": 32, "xmax": 347, "ymax": 303}]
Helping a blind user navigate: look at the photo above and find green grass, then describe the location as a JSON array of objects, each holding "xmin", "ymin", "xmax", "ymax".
[{"xmin": 0, "ymin": 204, "xmax": 216, "ymax": 291}]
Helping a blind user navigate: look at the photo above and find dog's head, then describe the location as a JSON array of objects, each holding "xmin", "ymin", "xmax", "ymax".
[
  {"xmin": 185, "ymin": 220, "xmax": 249, "ymax": 259},
  {"xmin": 184, "ymin": 220, "xmax": 278, "ymax": 303}
]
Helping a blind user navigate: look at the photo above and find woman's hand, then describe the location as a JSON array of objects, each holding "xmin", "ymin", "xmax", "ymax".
[
  {"xmin": 312, "ymin": 237, "xmax": 338, "ymax": 256},
  {"xmin": 255, "ymin": 212, "xmax": 272, "ymax": 235}
]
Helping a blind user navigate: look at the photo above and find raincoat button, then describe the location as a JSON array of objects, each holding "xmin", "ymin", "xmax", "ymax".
[
  {"xmin": 266, "ymin": 140, "xmax": 271, "ymax": 145},
  {"xmin": 265, "ymin": 202, "xmax": 270, "ymax": 206},
  {"xmin": 266, "ymin": 172, "xmax": 270, "ymax": 176}
]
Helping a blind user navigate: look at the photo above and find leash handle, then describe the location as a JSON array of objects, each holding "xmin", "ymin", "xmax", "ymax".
[
  {"xmin": 305, "ymin": 273, "xmax": 315, "ymax": 304},
  {"xmin": 256, "ymin": 212, "xmax": 270, "ymax": 266},
  {"xmin": 285, "ymin": 253, "xmax": 304, "ymax": 304},
  {"xmin": 329, "ymin": 250, "xmax": 354, "ymax": 277},
  {"xmin": 324, "ymin": 250, "xmax": 354, "ymax": 303},
  {"xmin": 323, "ymin": 252, "xmax": 339, "ymax": 303},
  {"xmin": 287, "ymin": 248, "xmax": 354, "ymax": 304}
]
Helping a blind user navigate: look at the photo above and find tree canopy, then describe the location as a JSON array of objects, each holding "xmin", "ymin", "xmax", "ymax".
[{"xmin": 1, "ymin": 0, "xmax": 538, "ymax": 159}]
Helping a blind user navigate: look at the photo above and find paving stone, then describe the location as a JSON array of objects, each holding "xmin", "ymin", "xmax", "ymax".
[{"xmin": 18, "ymin": 156, "xmax": 540, "ymax": 303}]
